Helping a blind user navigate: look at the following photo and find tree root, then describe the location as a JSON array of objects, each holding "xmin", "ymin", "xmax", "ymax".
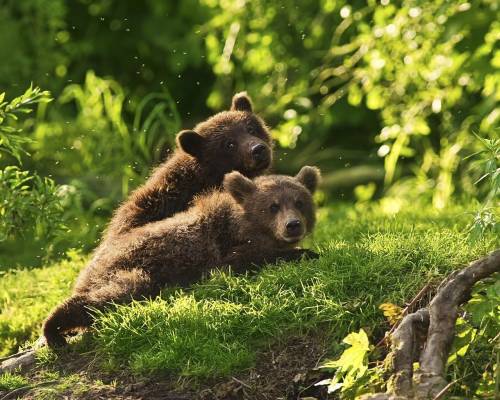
[
  {"xmin": 0, "ymin": 337, "xmax": 46, "ymax": 374},
  {"xmin": 361, "ymin": 249, "xmax": 500, "ymax": 400}
]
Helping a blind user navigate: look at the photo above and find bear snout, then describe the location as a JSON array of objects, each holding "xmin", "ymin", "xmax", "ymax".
[
  {"xmin": 285, "ymin": 219, "xmax": 302, "ymax": 236},
  {"xmin": 249, "ymin": 142, "xmax": 271, "ymax": 170},
  {"xmin": 280, "ymin": 217, "xmax": 305, "ymax": 243}
]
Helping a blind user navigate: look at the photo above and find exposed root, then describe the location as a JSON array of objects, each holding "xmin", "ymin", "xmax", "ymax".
[
  {"xmin": 361, "ymin": 249, "xmax": 500, "ymax": 400},
  {"xmin": 0, "ymin": 337, "xmax": 45, "ymax": 374},
  {"xmin": 0, "ymin": 350, "xmax": 36, "ymax": 374}
]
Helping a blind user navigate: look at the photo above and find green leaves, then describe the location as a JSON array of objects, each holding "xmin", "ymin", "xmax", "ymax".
[
  {"xmin": 466, "ymin": 133, "xmax": 500, "ymax": 241},
  {"xmin": 317, "ymin": 329, "xmax": 371, "ymax": 394},
  {"xmin": 0, "ymin": 86, "xmax": 65, "ymax": 243},
  {"xmin": 0, "ymin": 85, "xmax": 51, "ymax": 163},
  {"xmin": 0, "ymin": 166, "xmax": 66, "ymax": 242}
]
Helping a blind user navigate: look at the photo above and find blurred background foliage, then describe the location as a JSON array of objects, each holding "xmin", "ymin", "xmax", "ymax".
[{"xmin": 0, "ymin": 0, "xmax": 498, "ymax": 265}]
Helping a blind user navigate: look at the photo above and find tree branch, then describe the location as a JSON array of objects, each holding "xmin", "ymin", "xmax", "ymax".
[{"xmin": 361, "ymin": 249, "xmax": 500, "ymax": 400}]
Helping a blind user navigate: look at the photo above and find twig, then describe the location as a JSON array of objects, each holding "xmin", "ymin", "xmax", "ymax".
[
  {"xmin": 376, "ymin": 281, "xmax": 434, "ymax": 348},
  {"xmin": 231, "ymin": 377, "xmax": 252, "ymax": 389},
  {"xmin": 431, "ymin": 379, "xmax": 457, "ymax": 400}
]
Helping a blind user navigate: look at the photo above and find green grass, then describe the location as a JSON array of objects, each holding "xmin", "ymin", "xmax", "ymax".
[
  {"xmin": 0, "ymin": 371, "xmax": 28, "ymax": 391},
  {"xmin": 90, "ymin": 203, "xmax": 497, "ymax": 378},
  {"xmin": 0, "ymin": 250, "xmax": 85, "ymax": 356},
  {"xmin": 0, "ymin": 202, "xmax": 497, "ymax": 391}
]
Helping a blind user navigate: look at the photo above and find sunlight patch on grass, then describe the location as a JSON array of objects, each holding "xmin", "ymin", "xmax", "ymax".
[{"xmin": 0, "ymin": 250, "xmax": 85, "ymax": 356}]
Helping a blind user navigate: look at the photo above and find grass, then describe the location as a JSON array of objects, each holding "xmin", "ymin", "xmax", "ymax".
[
  {"xmin": 0, "ymin": 371, "xmax": 28, "ymax": 391},
  {"xmin": 0, "ymin": 202, "xmax": 497, "ymax": 397},
  {"xmin": 0, "ymin": 250, "xmax": 85, "ymax": 356},
  {"xmin": 91, "ymin": 202, "xmax": 497, "ymax": 378}
]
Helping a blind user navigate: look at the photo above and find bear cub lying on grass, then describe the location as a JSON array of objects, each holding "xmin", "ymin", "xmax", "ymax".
[
  {"xmin": 43, "ymin": 166, "xmax": 320, "ymax": 347},
  {"xmin": 106, "ymin": 92, "xmax": 272, "ymax": 238}
]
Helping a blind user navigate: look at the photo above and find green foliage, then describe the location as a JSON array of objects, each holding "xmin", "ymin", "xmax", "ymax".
[
  {"xmin": 316, "ymin": 329, "xmax": 371, "ymax": 394},
  {"xmin": 315, "ymin": 274, "xmax": 500, "ymax": 398},
  {"xmin": 447, "ymin": 275, "xmax": 500, "ymax": 398},
  {"xmin": 0, "ymin": 86, "xmax": 66, "ymax": 243},
  {"xmin": 0, "ymin": 85, "xmax": 51, "ymax": 163},
  {"xmin": 0, "ymin": 250, "xmax": 85, "ymax": 356},
  {"xmin": 466, "ymin": 134, "xmax": 500, "ymax": 240},
  {"xmin": 0, "ymin": 166, "xmax": 66, "ymax": 242},
  {"xmin": 31, "ymin": 71, "xmax": 181, "ymax": 201},
  {"xmin": 202, "ymin": 0, "xmax": 499, "ymax": 208},
  {"xmin": 2, "ymin": 1, "xmax": 496, "ymax": 209}
]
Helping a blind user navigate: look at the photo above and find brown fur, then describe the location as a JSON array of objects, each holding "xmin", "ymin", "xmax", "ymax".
[
  {"xmin": 43, "ymin": 167, "xmax": 321, "ymax": 347},
  {"xmin": 105, "ymin": 92, "xmax": 272, "ymax": 238}
]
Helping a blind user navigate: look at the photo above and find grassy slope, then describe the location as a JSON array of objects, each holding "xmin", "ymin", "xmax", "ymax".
[
  {"xmin": 93, "ymin": 203, "xmax": 496, "ymax": 377},
  {"xmin": 0, "ymin": 202, "xmax": 497, "ymax": 394},
  {"xmin": 0, "ymin": 251, "xmax": 86, "ymax": 356}
]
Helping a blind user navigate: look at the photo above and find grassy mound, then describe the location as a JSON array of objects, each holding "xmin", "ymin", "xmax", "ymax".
[
  {"xmin": 0, "ymin": 202, "xmax": 497, "ymax": 394},
  {"xmin": 91, "ymin": 203, "xmax": 497, "ymax": 377},
  {"xmin": 0, "ymin": 251, "xmax": 85, "ymax": 356}
]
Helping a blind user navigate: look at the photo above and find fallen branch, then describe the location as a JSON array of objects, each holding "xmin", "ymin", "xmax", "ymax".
[
  {"xmin": 361, "ymin": 249, "xmax": 500, "ymax": 400},
  {"xmin": 0, "ymin": 337, "xmax": 45, "ymax": 374}
]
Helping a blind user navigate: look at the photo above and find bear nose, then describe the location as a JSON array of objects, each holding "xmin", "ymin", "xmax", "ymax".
[
  {"xmin": 251, "ymin": 143, "xmax": 267, "ymax": 160},
  {"xmin": 286, "ymin": 219, "xmax": 302, "ymax": 236}
]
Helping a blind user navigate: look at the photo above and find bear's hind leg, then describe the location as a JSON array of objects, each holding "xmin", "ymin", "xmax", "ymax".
[
  {"xmin": 43, "ymin": 295, "xmax": 93, "ymax": 348},
  {"xmin": 43, "ymin": 268, "xmax": 154, "ymax": 348}
]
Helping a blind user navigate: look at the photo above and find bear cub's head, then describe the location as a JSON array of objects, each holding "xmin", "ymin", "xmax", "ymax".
[
  {"xmin": 176, "ymin": 92, "xmax": 272, "ymax": 178},
  {"xmin": 224, "ymin": 166, "xmax": 320, "ymax": 246}
]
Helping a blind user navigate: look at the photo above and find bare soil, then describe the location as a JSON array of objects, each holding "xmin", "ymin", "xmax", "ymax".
[{"xmin": 2, "ymin": 334, "xmax": 332, "ymax": 400}]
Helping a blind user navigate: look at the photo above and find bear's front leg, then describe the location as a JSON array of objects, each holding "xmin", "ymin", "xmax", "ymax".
[{"xmin": 223, "ymin": 245, "xmax": 319, "ymax": 272}]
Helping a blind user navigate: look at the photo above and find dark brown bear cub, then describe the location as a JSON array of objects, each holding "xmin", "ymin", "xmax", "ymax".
[
  {"xmin": 43, "ymin": 166, "xmax": 320, "ymax": 347},
  {"xmin": 106, "ymin": 92, "xmax": 272, "ymax": 238}
]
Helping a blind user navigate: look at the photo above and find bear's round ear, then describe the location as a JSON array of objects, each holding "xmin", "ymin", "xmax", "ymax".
[
  {"xmin": 176, "ymin": 130, "xmax": 205, "ymax": 158},
  {"xmin": 230, "ymin": 92, "xmax": 253, "ymax": 112},
  {"xmin": 295, "ymin": 166, "xmax": 321, "ymax": 194},
  {"xmin": 224, "ymin": 171, "xmax": 256, "ymax": 204}
]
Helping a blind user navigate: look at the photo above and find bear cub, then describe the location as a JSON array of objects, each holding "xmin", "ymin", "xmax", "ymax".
[
  {"xmin": 106, "ymin": 92, "xmax": 272, "ymax": 238},
  {"xmin": 43, "ymin": 166, "xmax": 320, "ymax": 347}
]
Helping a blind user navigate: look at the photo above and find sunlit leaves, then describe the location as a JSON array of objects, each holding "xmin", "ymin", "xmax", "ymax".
[
  {"xmin": 0, "ymin": 86, "xmax": 66, "ymax": 243},
  {"xmin": 0, "ymin": 166, "xmax": 66, "ymax": 242},
  {"xmin": 317, "ymin": 329, "xmax": 371, "ymax": 394},
  {"xmin": 0, "ymin": 85, "xmax": 51, "ymax": 163},
  {"xmin": 379, "ymin": 302, "xmax": 403, "ymax": 325}
]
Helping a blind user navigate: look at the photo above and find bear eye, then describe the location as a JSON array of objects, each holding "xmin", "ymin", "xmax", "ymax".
[
  {"xmin": 295, "ymin": 199, "xmax": 304, "ymax": 209},
  {"xmin": 270, "ymin": 203, "xmax": 280, "ymax": 214},
  {"xmin": 225, "ymin": 140, "xmax": 236, "ymax": 150},
  {"xmin": 248, "ymin": 126, "xmax": 256, "ymax": 135}
]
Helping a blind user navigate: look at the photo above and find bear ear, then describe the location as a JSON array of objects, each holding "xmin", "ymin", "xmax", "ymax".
[
  {"xmin": 295, "ymin": 166, "xmax": 321, "ymax": 194},
  {"xmin": 224, "ymin": 171, "xmax": 256, "ymax": 204},
  {"xmin": 230, "ymin": 92, "xmax": 253, "ymax": 112},
  {"xmin": 176, "ymin": 130, "xmax": 205, "ymax": 158}
]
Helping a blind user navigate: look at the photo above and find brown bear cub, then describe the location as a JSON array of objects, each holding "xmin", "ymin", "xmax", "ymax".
[
  {"xmin": 106, "ymin": 92, "xmax": 272, "ymax": 238},
  {"xmin": 43, "ymin": 166, "xmax": 320, "ymax": 347}
]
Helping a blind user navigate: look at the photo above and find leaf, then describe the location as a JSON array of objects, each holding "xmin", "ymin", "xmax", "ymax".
[
  {"xmin": 379, "ymin": 302, "xmax": 403, "ymax": 325},
  {"xmin": 318, "ymin": 329, "xmax": 371, "ymax": 393}
]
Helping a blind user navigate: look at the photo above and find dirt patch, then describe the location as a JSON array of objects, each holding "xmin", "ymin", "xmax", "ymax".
[{"xmin": 3, "ymin": 334, "xmax": 332, "ymax": 400}]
